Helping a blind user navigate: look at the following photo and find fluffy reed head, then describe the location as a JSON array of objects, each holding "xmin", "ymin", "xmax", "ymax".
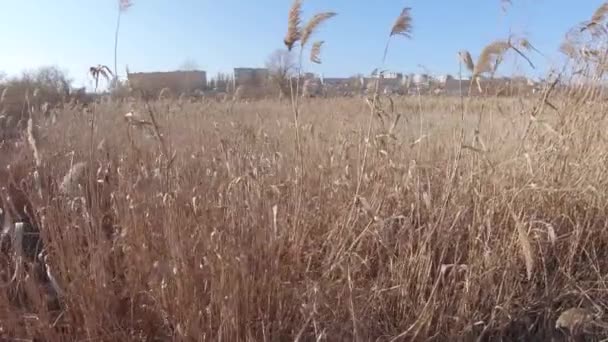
[
  {"xmin": 581, "ymin": 3, "xmax": 608, "ymax": 34},
  {"xmin": 301, "ymin": 12, "xmax": 337, "ymax": 47},
  {"xmin": 473, "ymin": 40, "xmax": 510, "ymax": 76},
  {"xmin": 310, "ymin": 41, "xmax": 324, "ymax": 64},
  {"xmin": 390, "ymin": 7, "xmax": 413, "ymax": 38},
  {"xmin": 591, "ymin": 2, "xmax": 608, "ymax": 25},
  {"xmin": 555, "ymin": 308, "xmax": 595, "ymax": 332},
  {"xmin": 284, "ymin": 0, "xmax": 302, "ymax": 51},
  {"xmin": 59, "ymin": 162, "xmax": 88, "ymax": 196},
  {"xmin": 458, "ymin": 51, "xmax": 475, "ymax": 73}
]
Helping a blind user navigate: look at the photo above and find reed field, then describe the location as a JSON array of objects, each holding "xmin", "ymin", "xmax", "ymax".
[{"xmin": 3, "ymin": 1, "xmax": 608, "ymax": 341}]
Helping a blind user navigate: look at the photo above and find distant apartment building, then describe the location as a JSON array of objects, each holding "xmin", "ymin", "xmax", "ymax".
[
  {"xmin": 127, "ymin": 70, "xmax": 207, "ymax": 95},
  {"xmin": 233, "ymin": 68, "xmax": 270, "ymax": 87}
]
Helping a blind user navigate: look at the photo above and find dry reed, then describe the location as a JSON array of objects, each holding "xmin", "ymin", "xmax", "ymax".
[
  {"xmin": 458, "ymin": 50, "xmax": 475, "ymax": 73},
  {"xmin": 284, "ymin": 0, "xmax": 302, "ymax": 51},
  {"xmin": 589, "ymin": 2, "xmax": 608, "ymax": 27},
  {"xmin": 473, "ymin": 40, "xmax": 510, "ymax": 76},
  {"xmin": 390, "ymin": 7, "xmax": 413, "ymax": 37},
  {"xmin": 310, "ymin": 41, "xmax": 324, "ymax": 64},
  {"xmin": 3, "ymin": 3, "xmax": 608, "ymax": 342},
  {"xmin": 301, "ymin": 12, "xmax": 337, "ymax": 47},
  {"xmin": 0, "ymin": 87, "xmax": 7, "ymax": 104}
]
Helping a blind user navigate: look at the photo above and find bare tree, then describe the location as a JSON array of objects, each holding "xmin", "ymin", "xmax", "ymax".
[
  {"xmin": 266, "ymin": 49, "xmax": 296, "ymax": 97},
  {"xmin": 179, "ymin": 59, "xmax": 200, "ymax": 71},
  {"xmin": 12, "ymin": 66, "xmax": 73, "ymax": 102}
]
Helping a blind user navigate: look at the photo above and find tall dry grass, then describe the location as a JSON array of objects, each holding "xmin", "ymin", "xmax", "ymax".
[
  {"xmin": 0, "ymin": 90, "xmax": 607, "ymax": 340},
  {"xmin": 4, "ymin": 2, "xmax": 608, "ymax": 341}
]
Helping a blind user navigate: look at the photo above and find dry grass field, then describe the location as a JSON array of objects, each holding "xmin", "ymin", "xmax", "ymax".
[
  {"xmin": 4, "ymin": 1, "xmax": 608, "ymax": 341},
  {"xmin": 1, "ymin": 91, "xmax": 608, "ymax": 341}
]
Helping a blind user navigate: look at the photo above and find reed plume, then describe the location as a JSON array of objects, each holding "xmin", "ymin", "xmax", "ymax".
[
  {"xmin": 301, "ymin": 12, "xmax": 337, "ymax": 47},
  {"xmin": 284, "ymin": 0, "xmax": 302, "ymax": 51},
  {"xmin": 458, "ymin": 50, "xmax": 475, "ymax": 73},
  {"xmin": 473, "ymin": 40, "xmax": 510, "ymax": 76},
  {"xmin": 474, "ymin": 39, "xmax": 534, "ymax": 77},
  {"xmin": 591, "ymin": 2, "xmax": 608, "ymax": 25},
  {"xmin": 310, "ymin": 41, "xmax": 324, "ymax": 64},
  {"xmin": 390, "ymin": 7, "xmax": 413, "ymax": 37}
]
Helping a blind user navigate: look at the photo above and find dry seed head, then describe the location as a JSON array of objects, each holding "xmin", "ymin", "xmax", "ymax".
[
  {"xmin": 284, "ymin": 0, "xmax": 302, "ymax": 51},
  {"xmin": 560, "ymin": 41, "xmax": 579, "ymax": 59},
  {"xmin": 591, "ymin": 3, "xmax": 608, "ymax": 25},
  {"xmin": 60, "ymin": 162, "xmax": 88, "ymax": 196},
  {"xmin": 458, "ymin": 51, "xmax": 475, "ymax": 73},
  {"xmin": 390, "ymin": 7, "xmax": 413, "ymax": 38},
  {"xmin": 301, "ymin": 12, "xmax": 337, "ymax": 48},
  {"xmin": 582, "ymin": 3, "xmax": 608, "ymax": 35},
  {"xmin": 473, "ymin": 40, "xmax": 510, "ymax": 76},
  {"xmin": 511, "ymin": 210, "xmax": 534, "ymax": 281},
  {"xmin": 356, "ymin": 196, "xmax": 378, "ymax": 221},
  {"xmin": 310, "ymin": 41, "xmax": 324, "ymax": 64},
  {"xmin": 556, "ymin": 308, "xmax": 595, "ymax": 331}
]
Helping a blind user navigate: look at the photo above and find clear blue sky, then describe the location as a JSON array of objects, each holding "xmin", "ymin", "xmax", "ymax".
[{"xmin": 0, "ymin": 0, "xmax": 603, "ymax": 89}]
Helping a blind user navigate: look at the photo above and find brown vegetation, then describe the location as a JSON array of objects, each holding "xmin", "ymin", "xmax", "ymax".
[
  {"xmin": 4, "ymin": 1, "xmax": 608, "ymax": 341},
  {"xmin": 0, "ymin": 88, "xmax": 606, "ymax": 340}
]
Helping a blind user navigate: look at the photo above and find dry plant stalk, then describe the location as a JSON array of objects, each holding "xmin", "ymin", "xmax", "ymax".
[
  {"xmin": 310, "ymin": 41, "xmax": 324, "ymax": 64},
  {"xmin": 301, "ymin": 12, "xmax": 336, "ymax": 47},
  {"xmin": 390, "ymin": 7, "xmax": 413, "ymax": 37},
  {"xmin": 284, "ymin": 0, "xmax": 302, "ymax": 51},
  {"xmin": 0, "ymin": 87, "xmax": 7, "ymax": 104},
  {"xmin": 89, "ymin": 65, "xmax": 113, "ymax": 91},
  {"xmin": 27, "ymin": 117, "xmax": 41, "ymax": 168}
]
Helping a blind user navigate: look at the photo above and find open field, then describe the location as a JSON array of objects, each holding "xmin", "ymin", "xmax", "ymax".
[{"xmin": 1, "ymin": 93, "xmax": 608, "ymax": 340}]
